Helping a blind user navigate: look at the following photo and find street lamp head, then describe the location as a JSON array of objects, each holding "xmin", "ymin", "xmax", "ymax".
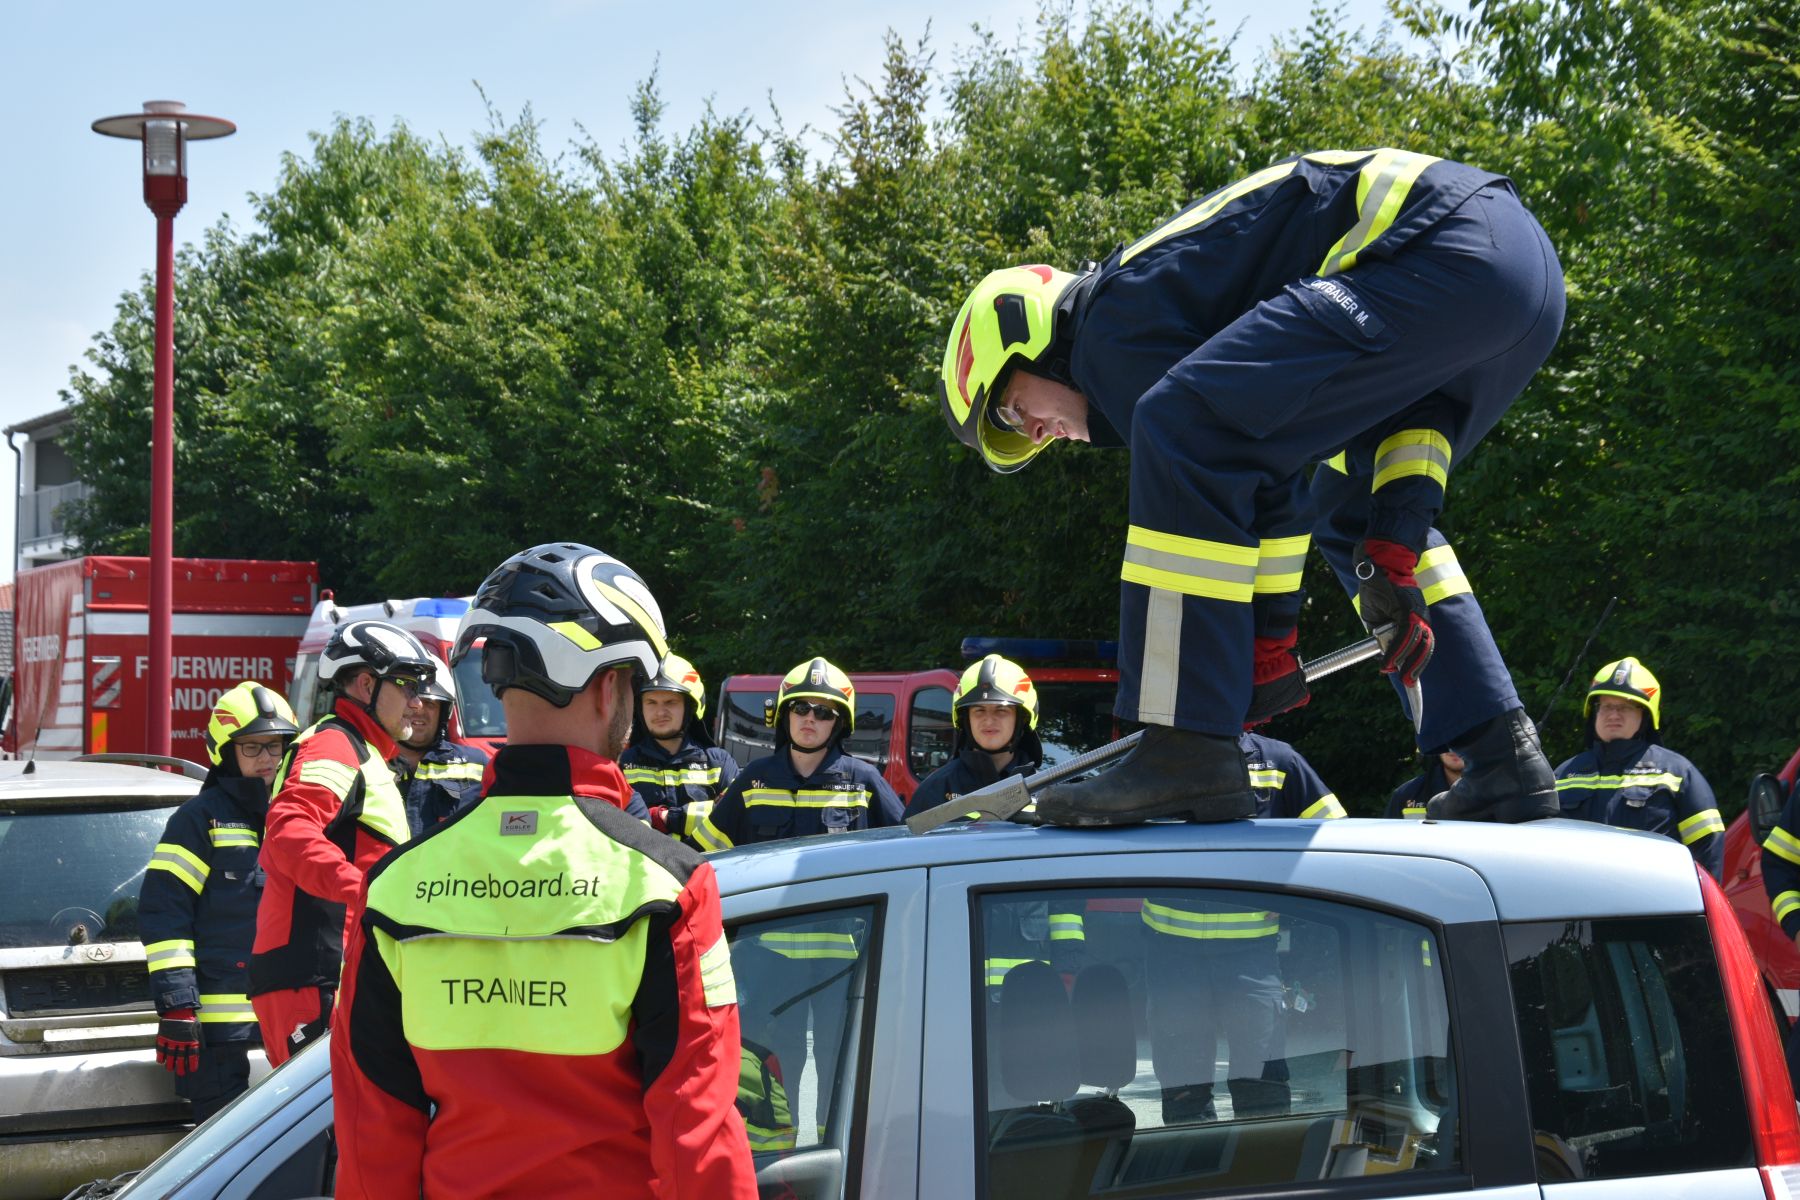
[{"xmin": 92, "ymin": 101, "xmax": 235, "ymax": 217}]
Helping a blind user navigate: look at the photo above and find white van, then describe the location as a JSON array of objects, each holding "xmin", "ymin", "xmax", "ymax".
[{"xmin": 287, "ymin": 596, "xmax": 504, "ymax": 752}]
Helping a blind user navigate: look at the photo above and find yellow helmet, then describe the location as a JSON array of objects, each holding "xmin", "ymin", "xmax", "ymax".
[
  {"xmin": 938, "ymin": 264, "xmax": 1081, "ymax": 474},
  {"xmin": 766, "ymin": 657, "xmax": 855, "ymax": 741},
  {"xmin": 640, "ymin": 652, "xmax": 714, "ymax": 747},
  {"xmin": 205, "ymin": 681, "xmax": 300, "ymax": 766},
  {"xmin": 1584, "ymin": 656, "xmax": 1662, "ymax": 730},
  {"xmin": 953, "ymin": 655, "xmax": 1040, "ymax": 730}
]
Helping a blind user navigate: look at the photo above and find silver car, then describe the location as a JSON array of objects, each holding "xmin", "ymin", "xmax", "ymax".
[
  {"xmin": 0, "ymin": 758, "xmax": 264, "ymax": 1200},
  {"xmin": 87, "ymin": 817, "xmax": 1800, "ymax": 1199}
]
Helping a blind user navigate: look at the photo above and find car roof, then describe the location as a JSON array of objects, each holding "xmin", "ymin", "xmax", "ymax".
[
  {"xmin": 711, "ymin": 816, "xmax": 1704, "ymax": 923},
  {"xmin": 0, "ymin": 759, "xmax": 202, "ymax": 809}
]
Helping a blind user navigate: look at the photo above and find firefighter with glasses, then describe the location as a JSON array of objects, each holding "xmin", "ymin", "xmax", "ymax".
[
  {"xmin": 622, "ymin": 652, "xmax": 738, "ymax": 840},
  {"xmin": 692, "ymin": 656, "xmax": 903, "ymax": 851},
  {"xmin": 1555, "ymin": 656, "xmax": 1723, "ymax": 879},
  {"xmin": 393, "ymin": 651, "xmax": 490, "ymax": 836},
  {"xmin": 140, "ymin": 681, "xmax": 298, "ymax": 1120},
  {"xmin": 250, "ymin": 620, "xmax": 431, "ymax": 1065},
  {"xmin": 332, "ymin": 542, "xmax": 755, "ymax": 1197}
]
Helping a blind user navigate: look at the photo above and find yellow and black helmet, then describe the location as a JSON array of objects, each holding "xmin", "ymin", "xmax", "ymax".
[
  {"xmin": 952, "ymin": 654, "xmax": 1040, "ymax": 730},
  {"xmin": 767, "ymin": 657, "xmax": 855, "ymax": 745},
  {"xmin": 204, "ymin": 681, "xmax": 299, "ymax": 767},
  {"xmin": 938, "ymin": 264, "xmax": 1082, "ymax": 474},
  {"xmin": 641, "ymin": 652, "xmax": 713, "ymax": 747},
  {"xmin": 1584, "ymin": 656, "xmax": 1662, "ymax": 731}
]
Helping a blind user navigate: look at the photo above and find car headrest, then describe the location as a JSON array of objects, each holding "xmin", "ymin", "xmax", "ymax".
[
  {"xmin": 997, "ymin": 960, "xmax": 1079, "ymax": 1103},
  {"xmin": 1072, "ymin": 964, "xmax": 1137, "ymax": 1090}
]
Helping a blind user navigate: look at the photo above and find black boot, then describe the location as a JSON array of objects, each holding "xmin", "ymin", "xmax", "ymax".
[
  {"xmin": 1426, "ymin": 708, "xmax": 1559, "ymax": 823},
  {"xmin": 1036, "ymin": 725, "xmax": 1257, "ymax": 827}
]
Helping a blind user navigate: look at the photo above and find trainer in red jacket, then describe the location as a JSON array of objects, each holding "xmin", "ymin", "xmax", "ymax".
[
  {"xmin": 333, "ymin": 543, "xmax": 756, "ymax": 1198},
  {"xmin": 250, "ymin": 620, "xmax": 433, "ymax": 1065}
]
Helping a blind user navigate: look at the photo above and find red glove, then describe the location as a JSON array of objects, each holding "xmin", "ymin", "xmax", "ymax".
[
  {"xmin": 1244, "ymin": 630, "xmax": 1310, "ymax": 728},
  {"xmin": 1354, "ymin": 539, "xmax": 1434, "ymax": 687},
  {"xmin": 156, "ymin": 1009, "xmax": 201, "ymax": 1076}
]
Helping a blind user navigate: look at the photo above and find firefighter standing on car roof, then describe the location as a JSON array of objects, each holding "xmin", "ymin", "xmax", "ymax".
[
  {"xmin": 1386, "ymin": 750, "xmax": 1465, "ymax": 819},
  {"xmin": 332, "ymin": 543, "xmax": 755, "ymax": 1199},
  {"xmin": 1553, "ymin": 657, "xmax": 1724, "ymax": 879},
  {"xmin": 1139, "ymin": 728, "xmax": 1344, "ymax": 1125},
  {"xmin": 692, "ymin": 657, "xmax": 903, "ymax": 851},
  {"xmin": 937, "ymin": 148, "xmax": 1565, "ymax": 829},
  {"xmin": 621, "ymin": 652, "xmax": 739, "ymax": 841},
  {"xmin": 249, "ymin": 620, "xmax": 431, "ymax": 1066},
  {"xmin": 392, "ymin": 651, "xmax": 489, "ymax": 837},
  {"xmin": 139, "ymin": 682, "xmax": 298, "ymax": 1121}
]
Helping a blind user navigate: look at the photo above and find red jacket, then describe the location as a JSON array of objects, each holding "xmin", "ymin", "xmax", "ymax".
[
  {"xmin": 250, "ymin": 700, "xmax": 407, "ymax": 996},
  {"xmin": 332, "ymin": 743, "xmax": 757, "ymax": 1199}
]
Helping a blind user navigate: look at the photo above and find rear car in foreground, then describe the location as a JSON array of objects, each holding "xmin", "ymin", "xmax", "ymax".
[
  {"xmin": 0, "ymin": 759, "xmax": 209, "ymax": 1199},
  {"xmin": 97, "ymin": 816, "xmax": 1800, "ymax": 1199}
]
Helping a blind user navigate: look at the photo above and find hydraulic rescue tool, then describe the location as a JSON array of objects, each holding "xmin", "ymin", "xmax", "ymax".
[{"xmin": 905, "ymin": 626, "xmax": 1402, "ymax": 833}]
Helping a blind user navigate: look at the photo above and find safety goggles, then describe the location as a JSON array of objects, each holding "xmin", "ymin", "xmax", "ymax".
[
  {"xmin": 384, "ymin": 674, "xmax": 427, "ymax": 701},
  {"xmin": 233, "ymin": 739, "xmax": 289, "ymax": 759},
  {"xmin": 987, "ymin": 401, "xmax": 1026, "ymax": 433},
  {"xmin": 786, "ymin": 701, "xmax": 841, "ymax": 722}
]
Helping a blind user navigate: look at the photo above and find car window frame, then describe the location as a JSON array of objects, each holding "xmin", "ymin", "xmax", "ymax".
[
  {"xmin": 720, "ymin": 865, "xmax": 928, "ymax": 1199},
  {"xmin": 921, "ymin": 849, "xmax": 1537, "ymax": 1199}
]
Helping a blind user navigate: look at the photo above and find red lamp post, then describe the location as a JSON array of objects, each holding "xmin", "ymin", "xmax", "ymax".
[{"xmin": 91, "ymin": 101, "xmax": 235, "ymax": 757}]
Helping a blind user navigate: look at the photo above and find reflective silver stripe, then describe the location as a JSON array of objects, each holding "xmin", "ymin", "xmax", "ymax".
[
  {"xmin": 743, "ymin": 788, "xmax": 869, "ymax": 810},
  {"xmin": 1679, "ymin": 809, "xmax": 1725, "ymax": 845},
  {"xmin": 1415, "ymin": 543, "xmax": 1472, "ymax": 606},
  {"xmin": 417, "ymin": 763, "xmax": 484, "ymax": 780},
  {"xmin": 1136, "ymin": 586, "xmax": 1183, "ymax": 722},
  {"xmin": 1254, "ymin": 535, "xmax": 1310, "ymax": 595},
  {"xmin": 1142, "ymin": 904, "xmax": 1279, "ymax": 939},
  {"xmin": 145, "ymin": 940, "xmax": 197, "ymax": 969},
  {"xmin": 1249, "ymin": 768, "xmax": 1286, "ymax": 790},
  {"xmin": 1318, "ymin": 149, "xmax": 1440, "ymax": 277},
  {"xmin": 148, "ymin": 848, "xmax": 208, "ymax": 893}
]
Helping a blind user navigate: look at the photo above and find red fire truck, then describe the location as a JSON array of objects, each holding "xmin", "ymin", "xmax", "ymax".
[{"xmin": 6, "ymin": 556, "xmax": 317, "ymax": 765}]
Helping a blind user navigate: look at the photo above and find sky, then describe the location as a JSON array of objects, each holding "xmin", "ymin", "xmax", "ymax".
[{"xmin": 0, "ymin": 0, "xmax": 1405, "ymax": 583}]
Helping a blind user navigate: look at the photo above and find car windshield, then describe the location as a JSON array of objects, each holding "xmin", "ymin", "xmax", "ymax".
[
  {"xmin": 1035, "ymin": 681, "xmax": 1127, "ymax": 767},
  {"xmin": 0, "ymin": 806, "xmax": 172, "ymax": 947},
  {"xmin": 452, "ymin": 649, "xmax": 507, "ymax": 739}
]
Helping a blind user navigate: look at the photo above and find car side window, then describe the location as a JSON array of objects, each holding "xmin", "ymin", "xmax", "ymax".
[
  {"xmin": 908, "ymin": 686, "xmax": 953, "ymax": 781},
  {"xmin": 730, "ymin": 903, "xmax": 879, "ymax": 1198},
  {"xmin": 721, "ymin": 690, "xmax": 777, "ymax": 768},
  {"xmin": 1505, "ymin": 916, "xmax": 1751, "ymax": 1182},
  {"xmin": 842, "ymin": 696, "xmax": 894, "ymax": 773},
  {"xmin": 974, "ymin": 887, "xmax": 1457, "ymax": 1199}
]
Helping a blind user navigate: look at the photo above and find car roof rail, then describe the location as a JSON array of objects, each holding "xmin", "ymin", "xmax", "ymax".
[{"xmin": 75, "ymin": 753, "xmax": 209, "ymax": 781}]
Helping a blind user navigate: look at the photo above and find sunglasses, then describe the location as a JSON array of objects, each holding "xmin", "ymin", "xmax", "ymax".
[
  {"xmin": 787, "ymin": 701, "xmax": 841, "ymax": 722},
  {"xmin": 234, "ymin": 740, "xmax": 289, "ymax": 759}
]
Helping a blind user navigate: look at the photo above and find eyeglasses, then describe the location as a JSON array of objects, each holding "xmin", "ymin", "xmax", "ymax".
[
  {"xmin": 234, "ymin": 740, "xmax": 289, "ymax": 759},
  {"xmin": 988, "ymin": 402, "xmax": 1026, "ymax": 432},
  {"xmin": 787, "ymin": 701, "xmax": 841, "ymax": 722}
]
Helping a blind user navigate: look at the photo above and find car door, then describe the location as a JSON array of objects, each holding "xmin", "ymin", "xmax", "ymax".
[
  {"xmin": 722, "ymin": 865, "xmax": 928, "ymax": 1200},
  {"xmin": 919, "ymin": 848, "xmax": 1543, "ymax": 1200}
]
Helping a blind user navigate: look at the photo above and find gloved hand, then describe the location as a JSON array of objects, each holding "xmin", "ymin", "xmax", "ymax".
[
  {"xmin": 1354, "ymin": 539, "xmax": 1434, "ymax": 687},
  {"xmin": 155, "ymin": 1009, "xmax": 201, "ymax": 1076}
]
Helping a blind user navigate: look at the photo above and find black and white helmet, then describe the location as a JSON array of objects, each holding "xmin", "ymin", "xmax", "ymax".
[
  {"xmin": 320, "ymin": 620, "xmax": 436, "ymax": 687},
  {"xmin": 451, "ymin": 543, "xmax": 668, "ymax": 708}
]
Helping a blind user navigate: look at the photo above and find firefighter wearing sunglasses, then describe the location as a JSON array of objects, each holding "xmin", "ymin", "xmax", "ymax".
[
  {"xmin": 250, "ymin": 619, "xmax": 434, "ymax": 1065},
  {"xmin": 692, "ymin": 656, "xmax": 903, "ymax": 851}
]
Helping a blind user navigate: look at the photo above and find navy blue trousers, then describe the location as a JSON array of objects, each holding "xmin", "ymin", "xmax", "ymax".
[{"xmin": 1118, "ymin": 185, "xmax": 1565, "ymax": 738}]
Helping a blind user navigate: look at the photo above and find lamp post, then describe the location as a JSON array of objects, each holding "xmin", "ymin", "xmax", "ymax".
[{"xmin": 92, "ymin": 101, "xmax": 235, "ymax": 757}]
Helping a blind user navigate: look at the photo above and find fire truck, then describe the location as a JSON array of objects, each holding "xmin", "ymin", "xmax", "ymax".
[{"xmin": 6, "ymin": 556, "xmax": 318, "ymax": 765}]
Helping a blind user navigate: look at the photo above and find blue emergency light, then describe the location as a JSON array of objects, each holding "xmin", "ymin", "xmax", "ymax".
[
  {"xmin": 412, "ymin": 598, "xmax": 470, "ymax": 618},
  {"xmin": 959, "ymin": 637, "xmax": 1119, "ymax": 663}
]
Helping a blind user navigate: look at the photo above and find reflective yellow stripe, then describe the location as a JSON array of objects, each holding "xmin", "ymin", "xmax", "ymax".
[
  {"xmin": 417, "ymin": 762, "xmax": 484, "ymax": 781},
  {"xmin": 1556, "ymin": 772, "xmax": 1685, "ymax": 792},
  {"xmin": 1121, "ymin": 526, "xmax": 1259, "ymax": 603},
  {"xmin": 1767, "ymin": 827, "xmax": 1800, "ymax": 867},
  {"xmin": 1120, "ymin": 161, "xmax": 1300, "ymax": 264},
  {"xmin": 1372, "ymin": 429, "xmax": 1452, "ymax": 493},
  {"xmin": 1322, "ymin": 450, "xmax": 1347, "ymax": 474},
  {"xmin": 148, "ymin": 843, "xmax": 209, "ymax": 894},
  {"xmin": 743, "ymin": 788, "xmax": 869, "ymax": 810},
  {"xmin": 549, "ymin": 620, "xmax": 602, "ymax": 651},
  {"xmin": 1678, "ymin": 808, "xmax": 1725, "ymax": 845},
  {"xmin": 1317, "ymin": 149, "xmax": 1441, "ymax": 276},
  {"xmin": 145, "ymin": 939, "xmax": 197, "ymax": 970},
  {"xmin": 757, "ymin": 931, "xmax": 859, "ymax": 960},
  {"xmin": 699, "ymin": 935, "xmax": 737, "ymax": 1007},
  {"xmin": 693, "ymin": 815, "xmax": 734, "ymax": 853},
  {"xmin": 1249, "ymin": 768, "xmax": 1286, "ymax": 790},
  {"xmin": 1420, "ymin": 938, "xmax": 1434, "ymax": 967},
  {"xmin": 1048, "ymin": 913, "xmax": 1085, "ymax": 942},
  {"xmin": 679, "ymin": 801, "xmax": 715, "ymax": 840},
  {"xmin": 623, "ymin": 766, "xmax": 722, "ymax": 788},
  {"xmin": 297, "ymin": 758, "xmax": 357, "ymax": 798},
  {"xmin": 1302, "ymin": 795, "xmax": 1347, "ymax": 819},
  {"xmin": 1775, "ymin": 890, "xmax": 1800, "ymax": 924},
  {"xmin": 1416, "ymin": 543, "xmax": 1472, "ymax": 607},
  {"xmin": 746, "ymin": 1124, "xmax": 798, "ymax": 1153},
  {"xmin": 196, "ymin": 994, "xmax": 256, "ymax": 1023},
  {"xmin": 1255, "ymin": 534, "xmax": 1310, "ymax": 595},
  {"xmin": 984, "ymin": 956, "xmax": 1043, "ymax": 987},
  {"xmin": 1142, "ymin": 902, "xmax": 1279, "ymax": 939},
  {"xmin": 1402, "ymin": 803, "xmax": 1428, "ymax": 819},
  {"xmin": 207, "ymin": 827, "xmax": 259, "ymax": 848}
]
